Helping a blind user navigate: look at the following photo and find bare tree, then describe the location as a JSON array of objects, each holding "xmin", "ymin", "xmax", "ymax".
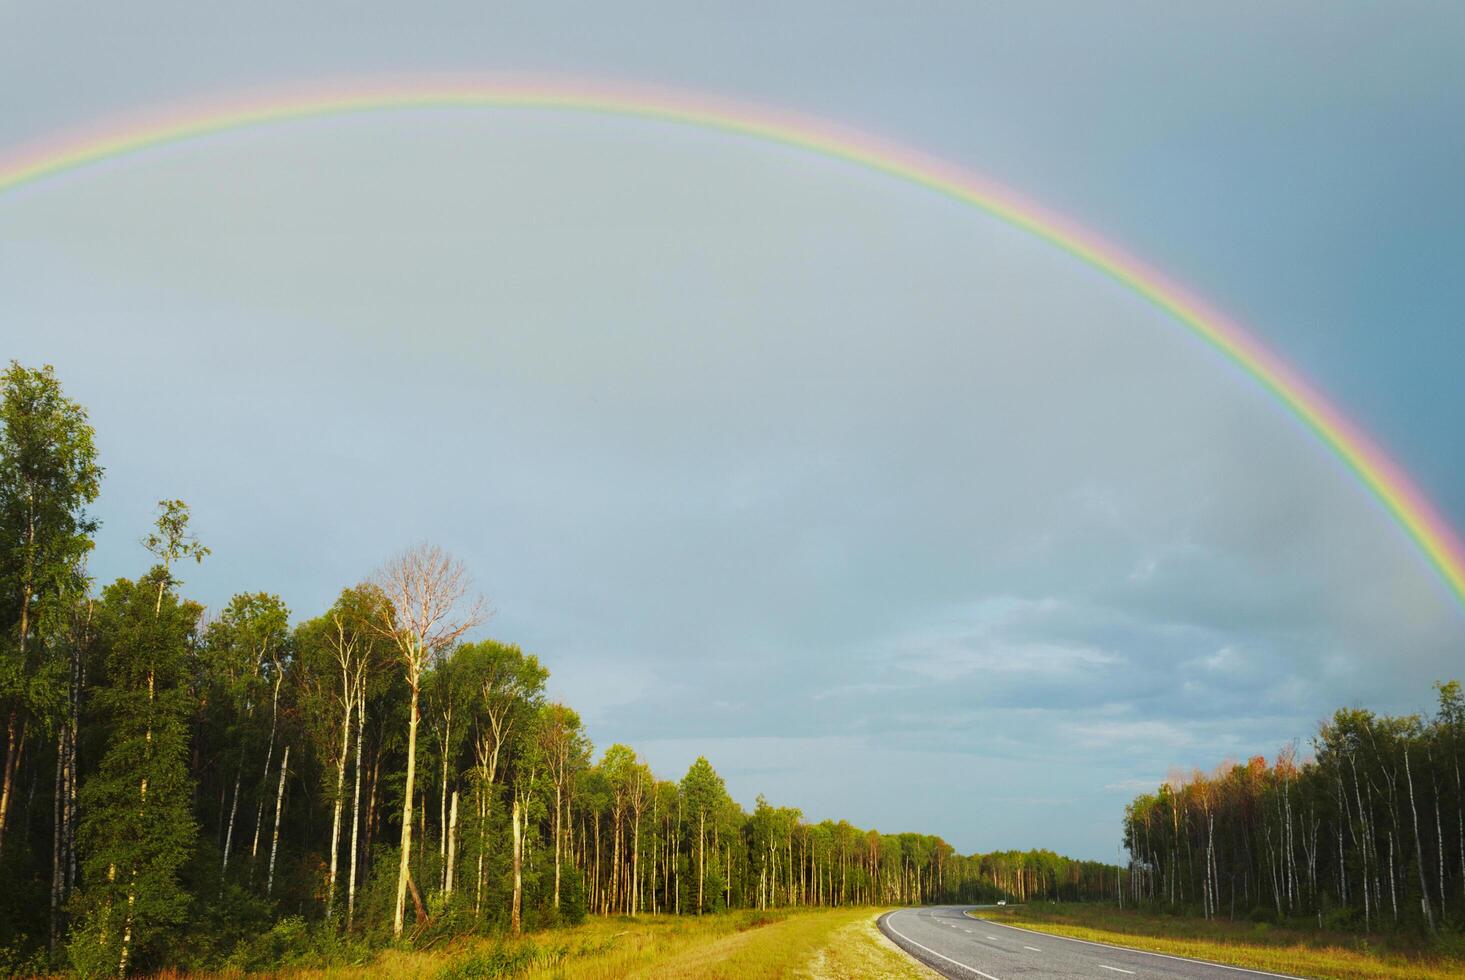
[{"xmin": 372, "ymin": 545, "xmax": 483, "ymax": 938}]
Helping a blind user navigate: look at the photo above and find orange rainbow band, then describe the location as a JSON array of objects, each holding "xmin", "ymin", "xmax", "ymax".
[{"xmin": 3, "ymin": 76, "xmax": 1462, "ymax": 609}]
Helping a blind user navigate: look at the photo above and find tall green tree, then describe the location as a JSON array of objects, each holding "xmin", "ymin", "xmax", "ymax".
[
  {"xmin": 458, "ymin": 640, "xmax": 545, "ymax": 920},
  {"xmin": 534, "ymin": 703, "xmax": 589, "ymax": 911},
  {"xmin": 295, "ymin": 584, "xmax": 391, "ymax": 923},
  {"xmin": 679, "ymin": 757, "xmax": 726, "ymax": 914},
  {"xmin": 205, "ymin": 591, "xmax": 289, "ymax": 888},
  {"xmin": 70, "ymin": 501, "xmax": 206, "ymax": 976},
  {"xmin": 0, "ymin": 362, "xmax": 102, "ymax": 858}
]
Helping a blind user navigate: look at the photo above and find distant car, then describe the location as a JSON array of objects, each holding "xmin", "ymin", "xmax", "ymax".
[{"xmin": 996, "ymin": 899, "xmax": 1007, "ymax": 906}]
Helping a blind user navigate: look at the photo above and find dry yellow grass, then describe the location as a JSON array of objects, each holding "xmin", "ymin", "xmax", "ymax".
[
  {"xmin": 971, "ymin": 904, "xmax": 1465, "ymax": 980},
  {"xmin": 799, "ymin": 911, "xmax": 938, "ymax": 980},
  {"xmin": 270, "ymin": 907, "xmax": 931, "ymax": 979}
]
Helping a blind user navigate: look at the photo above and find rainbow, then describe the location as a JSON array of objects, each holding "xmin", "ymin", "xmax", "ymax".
[{"xmin": 3, "ymin": 76, "xmax": 1463, "ymax": 608}]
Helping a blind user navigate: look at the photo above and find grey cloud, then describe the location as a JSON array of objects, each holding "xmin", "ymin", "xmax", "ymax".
[{"xmin": 6, "ymin": 38, "xmax": 1463, "ymax": 860}]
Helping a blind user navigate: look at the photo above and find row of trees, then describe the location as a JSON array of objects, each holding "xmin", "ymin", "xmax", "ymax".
[
  {"xmin": 1123, "ymin": 682, "xmax": 1465, "ymax": 933},
  {"xmin": 0, "ymin": 362, "xmax": 1117, "ymax": 975}
]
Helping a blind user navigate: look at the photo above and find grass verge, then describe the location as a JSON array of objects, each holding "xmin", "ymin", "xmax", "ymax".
[
  {"xmin": 969, "ymin": 902, "xmax": 1465, "ymax": 980},
  {"xmin": 269, "ymin": 907, "xmax": 932, "ymax": 979}
]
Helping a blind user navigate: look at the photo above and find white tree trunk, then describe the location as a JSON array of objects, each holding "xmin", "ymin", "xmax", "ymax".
[
  {"xmin": 1404, "ymin": 749, "xmax": 1435, "ymax": 931},
  {"xmin": 632, "ymin": 807, "xmax": 641, "ymax": 916},
  {"xmin": 328, "ymin": 693, "xmax": 351, "ymax": 919},
  {"xmin": 439, "ymin": 713, "xmax": 450, "ymax": 889},
  {"xmin": 553, "ymin": 785, "xmax": 562, "ymax": 909},
  {"xmin": 393, "ymin": 681, "xmax": 419, "ymax": 938},
  {"xmin": 220, "ymin": 763, "xmax": 242, "ymax": 885},
  {"xmin": 347, "ymin": 687, "xmax": 365, "ymax": 930},
  {"xmin": 267, "ymin": 745, "xmax": 289, "ymax": 896},
  {"xmin": 250, "ymin": 674, "xmax": 282, "ymax": 872},
  {"xmin": 445, "ymin": 789, "xmax": 459, "ymax": 895},
  {"xmin": 511, "ymin": 797, "xmax": 523, "ymax": 935}
]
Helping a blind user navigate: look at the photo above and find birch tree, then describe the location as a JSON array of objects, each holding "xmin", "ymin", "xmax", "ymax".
[
  {"xmin": 208, "ymin": 592, "xmax": 289, "ymax": 886},
  {"xmin": 680, "ymin": 757, "xmax": 726, "ymax": 914},
  {"xmin": 371, "ymin": 545, "xmax": 482, "ymax": 938},
  {"xmin": 0, "ymin": 362, "xmax": 101, "ymax": 859},
  {"xmin": 459, "ymin": 639, "xmax": 545, "ymax": 916},
  {"xmin": 295, "ymin": 585, "xmax": 388, "ymax": 922},
  {"xmin": 535, "ymin": 703, "xmax": 589, "ymax": 910}
]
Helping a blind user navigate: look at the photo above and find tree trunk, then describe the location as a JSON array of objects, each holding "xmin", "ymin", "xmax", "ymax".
[
  {"xmin": 439, "ymin": 712, "xmax": 450, "ymax": 890},
  {"xmin": 1404, "ymin": 749, "xmax": 1434, "ymax": 931},
  {"xmin": 0, "ymin": 565, "xmax": 35, "ymax": 861},
  {"xmin": 405, "ymin": 869, "xmax": 429, "ymax": 925},
  {"xmin": 267, "ymin": 745, "xmax": 289, "ymax": 897},
  {"xmin": 49, "ymin": 725, "xmax": 66, "ymax": 952},
  {"xmin": 220, "ymin": 761, "xmax": 243, "ymax": 886},
  {"xmin": 348, "ymin": 689, "xmax": 365, "ymax": 930},
  {"xmin": 393, "ymin": 680, "xmax": 420, "ymax": 938},
  {"xmin": 250, "ymin": 672, "xmax": 283, "ymax": 873},
  {"xmin": 327, "ymin": 686, "xmax": 352, "ymax": 920},
  {"xmin": 1430, "ymin": 762, "xmax": 1445, "ymax": 913},
  {"xmin": 553, "ymin": 783, "xmax": 563, "ymax": 909},
  {"xmin": 474, "ymin": 791, "xmax": 486, "ymax": 918},
  {"xmin": 445, "ymin": 789, "xmax": 459, "ymax": 895},
  {"xmin": 631, "ymin": 806, "xmax": 641, "ymax": 916},
  {"xmin": 0, "ymin": 711, "xmax": 24, "ymax": 857},
  {"xmin": 511, "ymin": 797, "xmax": 523, "ymax": 935}
]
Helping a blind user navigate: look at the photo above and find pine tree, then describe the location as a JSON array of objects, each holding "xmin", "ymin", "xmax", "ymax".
[{"xmin": 69, "ymin": 503, "xmax": 205, "ymax": 976}]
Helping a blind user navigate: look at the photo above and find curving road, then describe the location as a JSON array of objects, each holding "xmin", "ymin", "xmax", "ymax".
[{"xmin": 879, "ymin": 906, "xmax": 1310, "ymax": 980}]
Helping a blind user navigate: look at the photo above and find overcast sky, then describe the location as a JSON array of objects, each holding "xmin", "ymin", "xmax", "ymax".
[{"xmin": 5, "ymin": 2, "xmax": 1464, "ymax": 861}]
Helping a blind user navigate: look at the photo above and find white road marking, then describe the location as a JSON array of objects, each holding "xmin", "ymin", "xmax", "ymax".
[
  {"xmin": 1099, "ymin": 967, "xmax": 1135, "ymax": 975},
  {"xmin": 967, "ymin": 916, "xmax": 1311, "ymax": 980},
  {"xmin": 883, "ymin": 912, "xmax": 1003, "ymax": 980},
  {"xmin": 986, "ymin": 936, "xmax": 1001, "ymax": 941},
  {"xmin": 1023, "ymin": 945, "xmax": 1041, "ymax": 952}
]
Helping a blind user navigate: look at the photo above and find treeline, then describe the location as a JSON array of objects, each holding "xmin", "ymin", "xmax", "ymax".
[
  {"xmin": 1123, "ymin": 683, "xmax": 1465, "ymax": 934},
  {"xmin": 0, "ymin": 362, "xmax": 1116, "ymax": 975}
]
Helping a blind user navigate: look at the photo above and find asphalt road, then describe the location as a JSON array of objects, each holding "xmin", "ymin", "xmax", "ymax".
[{"xmin": 879, "ymin": 906, "xmax": 1310, "ymax": 980}]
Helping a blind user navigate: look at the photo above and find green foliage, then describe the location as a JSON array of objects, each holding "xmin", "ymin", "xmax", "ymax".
[
  {"xmin": 558, "ymin": 867, "xmax": 588, "ymax": 925},
  {"xmin": 0, "ymin": 360, "xmax": 102, "ymax": 628},
  {"xmin": 69, "ymin": 572, "xmax": 202, "ymax": 975},
  {"xmin": 434, "ymin": 933, "xmax": 623, "ymax": 980},
  {"xmin": 0, "ymin": 363, "xmax": 101, "ymax": 958},
  {"xmin": 141, "ymin": 499, "xmax": 209, "ymax": 578},
  {"xmin": 223, "ymin": 915, "xmax": 374, "ymax": 972},
  {"xmin": 2, "ymin": 362, "xmax": 1137, "ymax": 972},
  {"xmin": 0, "ymin": 940, "xmax": 50, "ymax": 979},
  {"xmin": 435, "ymin": 939, "xmax": 544, "ymax": 979},
  {"xmin": 1123, "ymin": 679, "xmax": 1465, "ymax": 934}
]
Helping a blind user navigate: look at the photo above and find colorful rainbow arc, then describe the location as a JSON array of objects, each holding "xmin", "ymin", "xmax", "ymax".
[{"xmin": 3, "ymin": 76, "xmax": 1463, "ymax": 609}]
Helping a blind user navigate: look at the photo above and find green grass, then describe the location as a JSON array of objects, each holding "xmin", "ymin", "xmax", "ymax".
[
  {"xmin": 970, "ymin": 902, "xmax": 1465, "ymax": 980},
  {"xmin": 257, "ymin": 907, "xmax": 932, "ymax": 979}
]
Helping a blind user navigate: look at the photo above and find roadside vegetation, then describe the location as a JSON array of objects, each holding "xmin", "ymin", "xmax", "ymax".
[
  {"xmin": 1121, "ymin": 682, "xmax": 1465, "ymax": 936},
  {"xmin": 1106, "ymin": 677, "xmax": 1465, "ymax": 978},
  {"xmin": 972, "ymin": 902, "xmax": 1465, "ymax": 980},
  {"xmin": 0, "ymin": 360, "xmax": 1108, "ymax": 975},
  {"xmin": 422, "ymin": 906, "xmax": 933, "ymax": 980},
  {"xmin": 224, "ymin": 907, "xmax": 930, "ymax": 979}
]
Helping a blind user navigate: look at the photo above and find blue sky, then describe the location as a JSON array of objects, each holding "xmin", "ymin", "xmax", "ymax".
[{"xmin": 4, "ymin": 2, "xmax": 1464, "ymax": 860}]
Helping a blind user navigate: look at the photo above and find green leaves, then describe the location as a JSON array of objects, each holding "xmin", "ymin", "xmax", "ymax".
[
  {"xmin": 71, "ymin": 576, "xmax": 200, "ymax": 975},
  {"xmin": 0, "ymin": 361, "xmax": 101, "ymax": 717}
]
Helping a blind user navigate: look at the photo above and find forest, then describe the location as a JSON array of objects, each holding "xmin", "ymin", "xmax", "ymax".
[
  {"xmin": 0, "ymin": 361, "xmax": 1120, "ymax": 976},
  {"xmin": 1122, "ymin": 681, "xmax": 1465, "ymax": 935}
]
